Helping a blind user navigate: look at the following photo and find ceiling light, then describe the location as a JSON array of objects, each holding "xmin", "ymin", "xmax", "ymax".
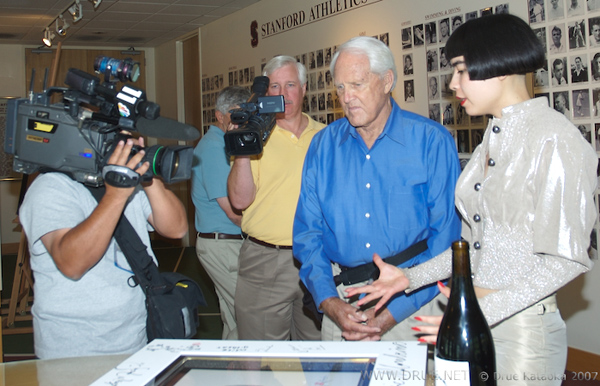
[
  {"xmin": 89, "ymin": 0, "xmax": 102, "ymax": 9},
  {"xmin": 68, "ymin": 0, "xmax": 83, "ymax": 22},
  {"xmin": 42, "ymin": 28, "xmax": 55, "ymax": 47},
  {"xmin": 120, "ymin": 46, "xmax": 141, "ymax": 55},
  {"xmin": 56, "ymin": 15, "xmax": 70, "ymax": 36}
]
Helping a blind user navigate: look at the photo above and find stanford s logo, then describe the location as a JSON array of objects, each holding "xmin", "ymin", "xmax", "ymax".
[{"xmin": 250, "ymin": 20, "xmax": 258, "ymax": 48}]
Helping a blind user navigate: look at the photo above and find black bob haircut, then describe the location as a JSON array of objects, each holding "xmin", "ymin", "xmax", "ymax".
[{"xmin": 445, "ymin": 13, "xmax": 545, "ymax": 81}]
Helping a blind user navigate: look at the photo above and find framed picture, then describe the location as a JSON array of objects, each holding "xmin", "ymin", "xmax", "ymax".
[{"xmin": 91, "ymin": 340, "xmax": 428, "ymax": 386}]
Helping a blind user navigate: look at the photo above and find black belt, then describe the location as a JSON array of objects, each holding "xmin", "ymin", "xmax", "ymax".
[
  {"xmin": 197, "ymin": 232, "xmax": 243, "ymax": 240},
  {"xmin": 333, "ymin": 239, "xmax": 428, "ymax": 286},
  {"xmin": 247, "ymin": 236, "xmax": 293, "ymax": 250}
]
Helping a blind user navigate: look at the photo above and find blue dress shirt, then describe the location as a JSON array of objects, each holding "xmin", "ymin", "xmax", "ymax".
[
  {"xmin": 191, "ymin": 125, "xmax": 241, "ymax": 234},
  {"xmin": 293, "ymin": 98, "xmax": 461, "ymax": 322}
]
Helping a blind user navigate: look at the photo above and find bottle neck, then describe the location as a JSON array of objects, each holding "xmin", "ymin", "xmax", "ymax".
[{"xmin": 450, "ymin": 241, "xmax": 476, "ymax": 297}]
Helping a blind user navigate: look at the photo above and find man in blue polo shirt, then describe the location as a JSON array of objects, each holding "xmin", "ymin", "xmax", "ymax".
[
  {"xmin": 191, "ymin": 86, "xmax": 250, "ymax": 339},
  {"xmin": 293, "ymin": 36, "xmax": 461, "ymax": 341}
]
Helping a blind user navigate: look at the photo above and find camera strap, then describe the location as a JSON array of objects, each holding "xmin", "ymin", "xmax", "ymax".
[
  {"xmin": 85, "ymin": 185, "xmax": 160, "ymax": 290},
  {"xmin": 333, "ymin": 239, "xmax": 428, "ymax": 287}
]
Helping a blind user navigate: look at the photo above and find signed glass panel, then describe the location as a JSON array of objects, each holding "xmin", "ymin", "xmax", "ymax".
[{"xmin": 155, "ymin": 356, "xmax": 376, "ymax": 386}]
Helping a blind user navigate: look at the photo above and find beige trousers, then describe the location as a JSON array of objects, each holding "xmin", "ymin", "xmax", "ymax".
[
  {"xmin": 235, "ymin": 239, "xmax": 321, "ymax": 340},
  {"xmin": 491, "ymin": 294, "xmax": 567, "ymax": 386},
  {"xmin": 195, "ymin": 236, "xmax": 243, "ymax": 340}
]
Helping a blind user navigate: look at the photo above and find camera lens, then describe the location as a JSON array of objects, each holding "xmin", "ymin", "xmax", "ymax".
[
  {"xmin": 94, "ymin": 56, "xmax": 140, "ymax": 83},
  {"xmin": 238, "ymin": 132, "xmax": 258, "ymax": 147}
]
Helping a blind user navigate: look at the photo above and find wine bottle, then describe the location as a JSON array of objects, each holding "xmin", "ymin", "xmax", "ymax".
[{"xmin": 435, "ymin": 240, "xmax": 496, "ymax": 386}]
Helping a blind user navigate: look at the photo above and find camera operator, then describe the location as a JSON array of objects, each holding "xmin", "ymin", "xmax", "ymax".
[
  {"xmin": 18, "ymin": 134, "xmax": 188, "ymax": 359},
  {"xmin": 227, "ymin": 55, "xmax": 324, "ymax": 340},
  {"xmin": 191, "ymin": 86, "xmax": 250, "ymax": 340}
]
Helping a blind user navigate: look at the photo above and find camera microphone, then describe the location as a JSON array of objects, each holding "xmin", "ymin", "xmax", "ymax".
[
  {"xmin": 136, "ymin": 116, "xmax": 200, "ymax": 141},
  {"xmin": 248, "ymin": 76, "xmax": 270, "ymax": 102}
]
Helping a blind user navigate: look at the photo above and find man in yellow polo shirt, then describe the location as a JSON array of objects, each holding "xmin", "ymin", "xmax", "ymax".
[{"xmin": 228, "ymin": 55, "xmax": 324, "ymax": 340}]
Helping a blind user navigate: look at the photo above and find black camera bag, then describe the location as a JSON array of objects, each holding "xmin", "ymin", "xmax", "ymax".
[{"xmin": 87, "ymin": 186, "xmax": 206, "ymax": 342}]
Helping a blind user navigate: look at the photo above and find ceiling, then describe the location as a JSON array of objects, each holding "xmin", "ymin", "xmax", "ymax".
[{"xmin": 0, "ymin": 0, "xmax": 261, "ymax": 48}]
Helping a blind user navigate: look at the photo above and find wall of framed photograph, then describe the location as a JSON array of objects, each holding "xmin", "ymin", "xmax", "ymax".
[
  {"xmin": 526, "ymin": 0, "xmax": 600, "ymax": 267},
  {"xmin": 199, "ymin": 0, "xmax": 529, "ymax": 154},
  {"xmin": 198, "ymin": 0, "xmax": 599, "ymax": 355}
]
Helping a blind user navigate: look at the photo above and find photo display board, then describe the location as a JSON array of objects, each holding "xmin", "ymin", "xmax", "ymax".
[{"xmin": 199, "ymin": 0, "xmax": 528, "ymax": 150}]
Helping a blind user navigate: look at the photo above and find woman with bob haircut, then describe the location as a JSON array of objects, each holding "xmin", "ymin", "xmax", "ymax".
[{"xmin": 347, "ymin": 13, "xmax": 597, "ymax": 385}]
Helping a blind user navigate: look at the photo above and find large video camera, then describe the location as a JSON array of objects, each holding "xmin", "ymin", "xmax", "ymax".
[
  {"xmin": 224, "ymin": 76, "xmax": 284, "ymax": 156},
  {"xmin": 4, "ymin": 56, "xmax": 199, "ymax": 187}
]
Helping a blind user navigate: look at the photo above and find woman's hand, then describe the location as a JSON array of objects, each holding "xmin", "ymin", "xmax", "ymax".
[
  {"xmin": 414, "ymin": 281, "xmax": 450, "ymax": 345},
  {"xmin": 344, "ymin": 253, "xmax": 410, "ymax": 312}
]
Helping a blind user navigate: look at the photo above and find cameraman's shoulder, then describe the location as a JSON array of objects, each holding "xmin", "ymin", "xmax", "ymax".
[
  {"xmin": 29, "ymin": 172, "xmax": 71, "ymax": 189},
  {"xmin": 27, "ymin": 173, "xmax": 87, "ymax": 202}
]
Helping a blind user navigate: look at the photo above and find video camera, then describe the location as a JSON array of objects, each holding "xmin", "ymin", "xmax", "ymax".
[
  {"xmin": 4, "ymin": 56, "xmax": 199, "ymax": 187},
  {"xmin": 224, "ymin": 76, "xmax": 284, "ymax": 156}
]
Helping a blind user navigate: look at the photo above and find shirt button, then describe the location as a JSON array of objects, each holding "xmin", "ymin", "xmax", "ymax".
[
  {"xmin": 366, "ymin": 154, "xmax": 371, "ymax": 160},
  {"xmin": 366, "ymin": 243, "xmax": 371, "ymax": 248},
  {"xmin": 366, "ymin": 183, "xmax": 371, "ymax": 189},
  {"xmin": 474, "ymin": 183, "xmax": 481, "ymax": 191},
  {"xmin": 474, "ymin": 242, "xmax": 481, "ymax": 249},
  {"xmin": 473, "ymin": 214, "xmax": 481, "ymax": 222},
  {"xmin": 492, "ymin": 125, "xmax": 501, "ymax": 133},
  {"xmin": 488, "ymin": 158, "xmax": 496, "ymax": 167},
  {"xmin": 365, "ymin": 213, "xmax": 371, "ymax": 218}
]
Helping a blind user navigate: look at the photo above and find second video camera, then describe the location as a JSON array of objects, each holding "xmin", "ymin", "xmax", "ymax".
[{"xmin": 224, "ymin": 76, "xmax": 284, "ymax": 156}]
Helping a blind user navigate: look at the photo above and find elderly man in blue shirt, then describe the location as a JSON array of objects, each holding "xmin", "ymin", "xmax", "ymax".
[{"xmin": 293, "ymin": 36, "xmax": 461, "ymax": 341}]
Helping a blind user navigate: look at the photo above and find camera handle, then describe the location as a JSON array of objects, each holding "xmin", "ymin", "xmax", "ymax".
[{"xmin": 102, "ymin": 165, "xmax": 140, "ymax": 188}]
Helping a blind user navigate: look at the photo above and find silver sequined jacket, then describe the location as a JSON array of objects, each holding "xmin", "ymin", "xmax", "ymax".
[{"xmin": 405, "ymin": 98, "xmax": 597, "ymax": 326}]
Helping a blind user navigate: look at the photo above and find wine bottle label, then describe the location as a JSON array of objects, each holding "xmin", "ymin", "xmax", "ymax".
[{"xmin": 435, "ymin": 356, "xmax": 470, "ymax": 386}]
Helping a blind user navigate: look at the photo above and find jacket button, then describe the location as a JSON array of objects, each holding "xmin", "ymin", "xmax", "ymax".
[
  {"xmin": 474, "ymin": 242, "xmax": 481, "ymax": 249},
  {"xmin": 473, "ymin": 214, "xmax": 481, "ymax": 222},
  {"xmin": 492, "ymin": 126, "xmax": 501, "ymax": 133},
  {"xmin": 488, "ymin": 158, "xmax": 495, "ymax": 167},
  {"xmin": 474, "ymin": 183, "xmax": 481, "ymax": 191}
]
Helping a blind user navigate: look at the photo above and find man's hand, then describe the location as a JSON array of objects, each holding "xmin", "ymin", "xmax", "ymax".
[
  {"xmin": 320, "ymin": 297, "xmax": 381, "ymax": 338},
  {"xmin": 104, "ymin": 136, "xmax": 149, "ymax": 199},
  {"xmin": 342, "ymin": 308, "xmax": 397, "ymax": 341},
  {"xmin": 344, "ymin": 253, "xmax": 410, "ymax": 312}
]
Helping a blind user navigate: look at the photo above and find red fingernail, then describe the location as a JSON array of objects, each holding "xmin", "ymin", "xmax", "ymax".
[
  {"xmin": 414, "ymin": 316, "xmax": 423, "ymax": 321},
  {"xmin": 411, "ymin": 327, "xmax": 421, "ymax": 332},
  {"xmin": 437, "ymin": 281, "xmax": 446, "ymax": 287},
  {"xmin": 417, "ymin": 338, "xmax": 427, "ymax": 343}
]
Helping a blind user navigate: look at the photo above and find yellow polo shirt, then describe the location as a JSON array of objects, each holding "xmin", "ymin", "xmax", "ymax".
[{"xmin": 241, "ymin": 114, "xmax": 324, "ymax": 245}]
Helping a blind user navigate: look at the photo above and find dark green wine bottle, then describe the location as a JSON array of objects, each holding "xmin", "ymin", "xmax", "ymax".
[{"xmin": 435, "ymin": 240, "xmax": 496, "ymax": 385}]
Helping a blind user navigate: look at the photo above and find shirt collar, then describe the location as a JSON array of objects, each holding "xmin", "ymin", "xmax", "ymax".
[
  {"xmin": 339, "ymin": 97, "xmax": 405, "ymax": 146},
  {"xmin": 274, "ymin": 113, "xmax": 319, "ymax": 139}
]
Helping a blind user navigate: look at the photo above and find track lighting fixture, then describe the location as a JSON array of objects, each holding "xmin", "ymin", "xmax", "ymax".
[
  {"xmin": 42, "ymin": 28, "xmax": 55, "ymax": 47},
  {"xmin": 68, "ymin": 0, "xmax": 83, "ymax": 23},
  {"xmin": 89, "ymin": 0, "xmax": 102, "ymax": 9},
  {"xmin": 43, "ymin": 0, "xmax": 102, "ymax": 45},
  {"xmin": 56, "ymin": 15, "xmax": 70, "ymax": 36}
]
